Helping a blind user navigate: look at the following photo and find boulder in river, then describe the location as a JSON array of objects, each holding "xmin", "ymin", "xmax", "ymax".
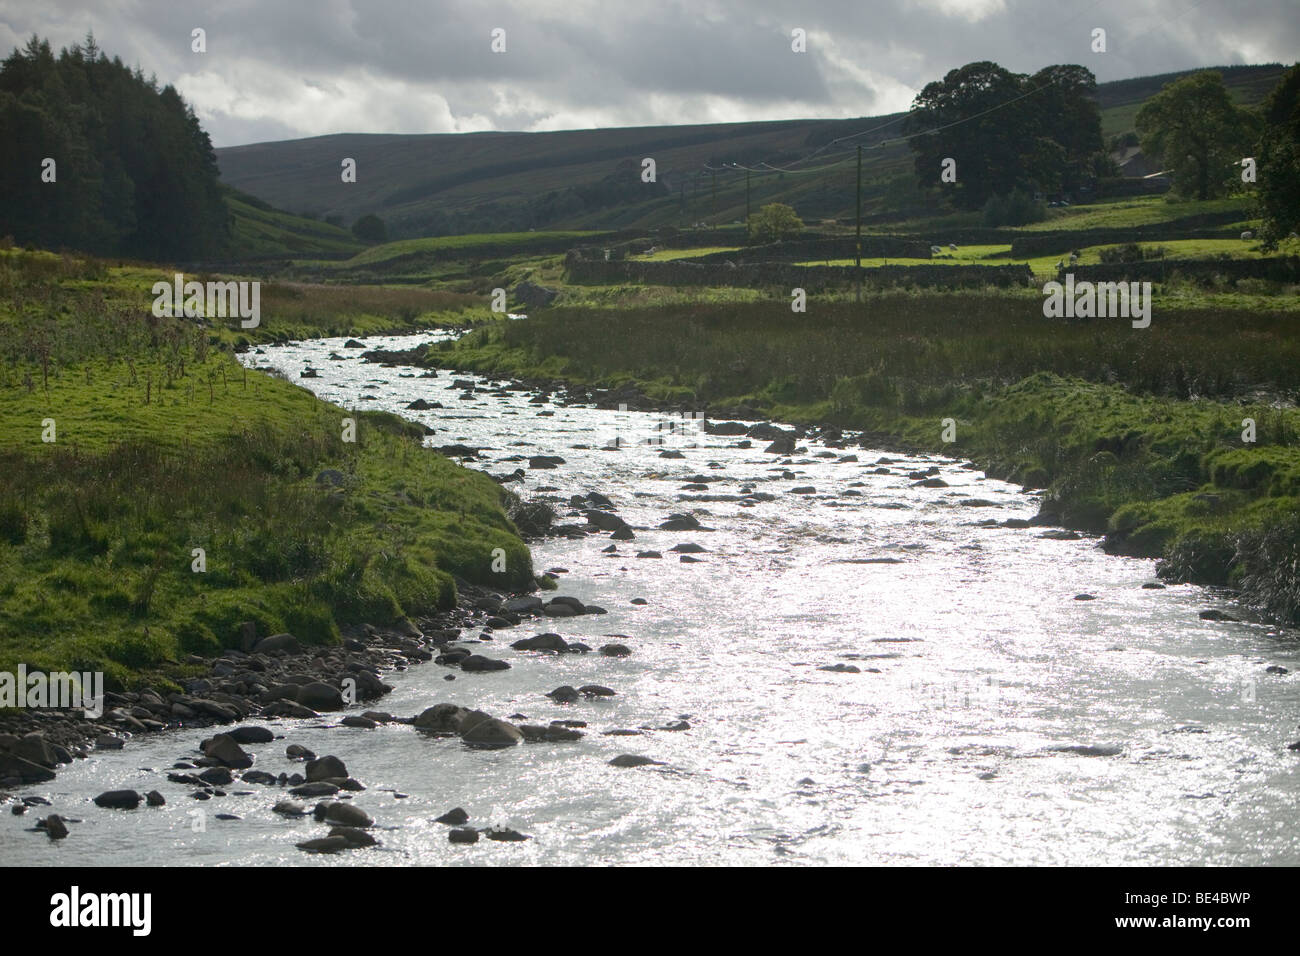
[
  {"xmin": 93, "ymin": 789, "xmax": 142, "ymax": 810},
  {"xmin": 511, "ymin": 633, "xmax": 570, "ymax": 652},
  {"xmin": 316, "ymin": 801, "xmax": 373, "ymax": 828},
  {"xmin": 305, "ymin": 755, "xmax": 348, "ymax": 782},
  {"xmin": 201, "ymin": 734, "xmax": 253, "ymax": 769},
  {"xmin": 459, "ymin": 712, "xmax": 523, "ymax": 749},
  {"xmin": 608, "ymin": 754, "xmax": 663, "ymax": 768},
  {"xmin": 297, "ymin": 682, "xmax": 345, "ymax": 711},
  {"xmin": 460, "ymin": 654, "xmax": 511, "ymax": 673}
]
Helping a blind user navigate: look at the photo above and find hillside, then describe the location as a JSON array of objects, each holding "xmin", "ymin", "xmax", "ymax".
[{"xmin": 217, "ymin": 64, "xmax": 1285, "ymax": 240}]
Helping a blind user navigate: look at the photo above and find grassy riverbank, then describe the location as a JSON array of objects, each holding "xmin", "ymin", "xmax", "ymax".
[
  {"xmin": 0, "ymin": 248, "xmax": 533, "ymax": 688},
  {"xmin": 442, "ymin": 294, "xmax": 1300, "ymax": 623}
]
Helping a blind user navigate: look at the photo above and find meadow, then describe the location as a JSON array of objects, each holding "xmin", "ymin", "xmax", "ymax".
[{"xmin": 0, "ymin": 248, "xmax": 532, "ymax": 686}]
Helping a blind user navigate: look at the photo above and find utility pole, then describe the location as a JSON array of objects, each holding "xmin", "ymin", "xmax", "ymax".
[
  {"xmin": 855, "ymin": 145, "xmax": 863, "ymax": 304},
  {"xmin": 711, "ymin": 169, "xmax": 717, "ymax": 233},
  {"xmin": 745, "ymin": 168, "xmax": 751, "ymax": 225}
]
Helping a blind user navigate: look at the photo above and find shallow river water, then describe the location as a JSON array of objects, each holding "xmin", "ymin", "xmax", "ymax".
[{"xmin": 8, "ymin": 331, "xmax": 1299, "ymax": 866}]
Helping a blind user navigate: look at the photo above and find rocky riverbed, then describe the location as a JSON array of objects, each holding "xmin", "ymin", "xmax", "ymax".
[{"xmin": 3, "ymin": 330, "xmax": 1297, "ymax": 866}]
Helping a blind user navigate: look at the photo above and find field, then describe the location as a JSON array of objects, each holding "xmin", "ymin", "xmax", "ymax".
[{"xmin": 0, "ymin": 248, "xmax": 532, "ymax": 686}]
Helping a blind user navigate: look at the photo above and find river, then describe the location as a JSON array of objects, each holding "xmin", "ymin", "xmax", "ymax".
[{"xmin": 6, "ymin": 330, "xmax": 1298, "ymax": 866}]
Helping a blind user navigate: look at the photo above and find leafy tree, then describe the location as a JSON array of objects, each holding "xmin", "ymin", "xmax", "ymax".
[
  {"xmin": 351, "ymin": 214, "xmax": 387, "ymax": 242},
  {"xmin": 1136, "ymin": 71, "xmax": 1258, "ymax": 200},
  {"xmin": 1255, "ymin": 63, "xmax": 1300, "ymax": 246},
  {"xmin": 905, "ymin": 62, "xmax": 1102, "ymax": 209},
  {"xmin": 747, "ymin": 203, "xmax": 803, "ymax": 243},
  {"xmin": 981, "ymin": 188, "xmax": 1046, "ymax": 227}
]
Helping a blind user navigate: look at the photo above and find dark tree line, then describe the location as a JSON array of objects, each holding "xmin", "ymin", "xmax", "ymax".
[
  {"xmin": 1255, "ymin": 63, "xmax": 1300, "ymax": 245},
  {"xmin": 0, "ymin": 34, "xmax": 228, "ymax": 259}
]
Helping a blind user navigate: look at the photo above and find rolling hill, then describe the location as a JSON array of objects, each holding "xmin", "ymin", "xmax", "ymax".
[{"xmin": 217, "ymin": 63, "xmax": 1286, "ymax": 242}]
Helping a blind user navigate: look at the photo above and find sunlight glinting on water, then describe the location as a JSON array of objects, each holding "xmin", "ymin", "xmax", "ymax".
[{"xmin": 8, "ymin": 331, "xmax": 1298, "ymax": 866}]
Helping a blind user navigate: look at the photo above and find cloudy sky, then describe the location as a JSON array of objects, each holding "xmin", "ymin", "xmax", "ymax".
[{"xmin": 1, "ymin": 0, "xmax": 1294, "ymax": 147}]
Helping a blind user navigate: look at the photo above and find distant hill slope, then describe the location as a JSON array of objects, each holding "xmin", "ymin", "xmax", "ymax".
[
  {"xmin": 223, "ymin": 187, "xmax": 363, "ymax": 258},
  {"xmin": 217, "ymin": 64, "xmax": 1285, "ymax": 240}
]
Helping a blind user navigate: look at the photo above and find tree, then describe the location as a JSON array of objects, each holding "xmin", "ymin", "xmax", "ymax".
[
  {"xmin": 1255, "ymin": 63, "xmax": 1300, "ymax": 246},
  {"xmin": 1136, "ymin": 71, "xmax": 1257, "ymax": 201},
  {"xmin": 905, "ymin": 61, "xmax": 1102, "ymax": 209},
  {"xmin": 0, "ymin": 33, "xmax": 228, "ymax": 258},
  {"xmin": 351, "ymin": 214, "xmax": 387, "ymax": 242},
  {"xmin": 747, "ymin": 203, "xmax": 803, "ymax": 243}
]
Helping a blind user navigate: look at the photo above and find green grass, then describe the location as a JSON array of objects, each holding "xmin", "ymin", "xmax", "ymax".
[
  {"xmin": 0, "ymin": 247, "xmax": 534, "ymax": 687},
  {"xmin": 1018, "ymin": 196, "xmax": 1252, "ymax": 231},
  {"xmin": 341, "ymin": 231, "xmax": 605, "ymax": 269},
  {"xmin": 634, "ymin": 246, "xmax": 742, "ymax": 261},
  {"xmin": 227, "ymin": 196, "xmax": 364, "ymax": 258}
]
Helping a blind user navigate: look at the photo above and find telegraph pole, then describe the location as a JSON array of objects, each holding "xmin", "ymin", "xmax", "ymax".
[
  {"xmin": 745, "ymin": 168, "xmax": 751, "ymax": 225},
  {"xmin": 711, "ymin": 169, "xmax": 717, "ymax": 233},
  {"xmin": 855, "ymin": 145, "xmax": 863, "ymax": 303}
]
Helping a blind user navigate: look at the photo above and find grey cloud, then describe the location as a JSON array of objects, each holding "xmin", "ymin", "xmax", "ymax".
[{"xmin": 0, "ymin": 0, "xmax": 1293, "ymax": 147}]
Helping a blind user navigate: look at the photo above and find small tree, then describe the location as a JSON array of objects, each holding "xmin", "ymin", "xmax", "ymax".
[
  {"xmin": 351, "ymin": 214, "xmax": 387, "ymax": 242},
  {"xmin": 747, "ymin": 203, "xmax": 803, "ymax": 243}
]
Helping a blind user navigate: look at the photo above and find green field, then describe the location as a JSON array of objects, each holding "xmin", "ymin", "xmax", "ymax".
[{"xmin": 0, "ymin": 248, "xmax": 532, "ymax": 686}]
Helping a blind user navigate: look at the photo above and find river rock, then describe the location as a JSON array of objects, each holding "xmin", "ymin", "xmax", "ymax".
[
  {"xmin": 93, "ymin": 789, "xmax": 142, "ymax": 810},
  {"xmin": 329, "ymin": 825, "xmax": 378, "ymax": 847},
  {"xmin": 459, "ymin": 712, "xmax": 523, "ymax": 749},
  {"xmin": 511, "ymin": 633, "xmax": 569, "ymax": 652},
  {"xmin": 305, "ymin": 755, "xmax": 348, "ymax": 782},
  {"xmin": 413, "ymin": 703, "xmax": 470, "ymax": 733},
  {"xmin": 599, "ymin": 644, "xmax": 632, "ymax": 657},
  {"xmin": 290, "ymin": 782, "xmax": 340, "ymax": 798},
  {"xmin": 341, "ymin": 715, "xmax": 378, "ymax": 729},
  {"xmin": 1199, "ymin": 609, "xmax": 1239, "ymax": 622},
  {"xmin": 225, "ymin": 726, "xmax": 275, "ymax": 745},
  {"xmin": 197, "ymin": 767, "xmax": 234, "ymax": 786},
  {"xmin": 1048, "ymin": 744, "xmax": 1124, "ymax": 757},
  {"xmin": 201, "ymin": 734, "xmax": 253, "ymax": 769},
  {"xmin": 42, "ymin": 814, "xmax": 69, "ymax": 839},
  {"xmin": 254, "ymin": 632, "xmax": 302, "ymax": 655},
  {"xmin": 296, "ymin": 836, "xmax": 351, "ymax": 854},
  {"xmin": 449, "ymin": 827, "xmax": 479, "ymax": 844},
  {"xmin": 546, "ymin": 685, "xmax": 580, "ymax": 703},
  {"xmin": 460, "ymin": 654, "xmax": 510, "ymax": 673},
  {"xmin": 504, "ymin": 596, "xmax": 544, "ymax": 614},
  {"xmin": 316, "ymin": 801, "xmax": 373, "ymax": 828},
  {"xmin": 608, "ymin": 754, "xmax": 662, "ymax": 768},
  {"xmin": 13, "ymin": 733, "xmax": 59, "ymax": 769},
  {"xmin": 273, "ymin": 800, "xmax": 309, "ymax": 817},
  {"xmin": 286, "ymin": 744, "xmax": 316, "ymax": 761},
  {"xmin": 435, "ymin": 807, "xmax": 469, "ymax": 825},
  {"xmin": 483, "ymin": 826, "xmax": 530, "ymax": 842},
  {"xmin": 297, "ymin": 682, "xmax": 345, "ymax": 711}
]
